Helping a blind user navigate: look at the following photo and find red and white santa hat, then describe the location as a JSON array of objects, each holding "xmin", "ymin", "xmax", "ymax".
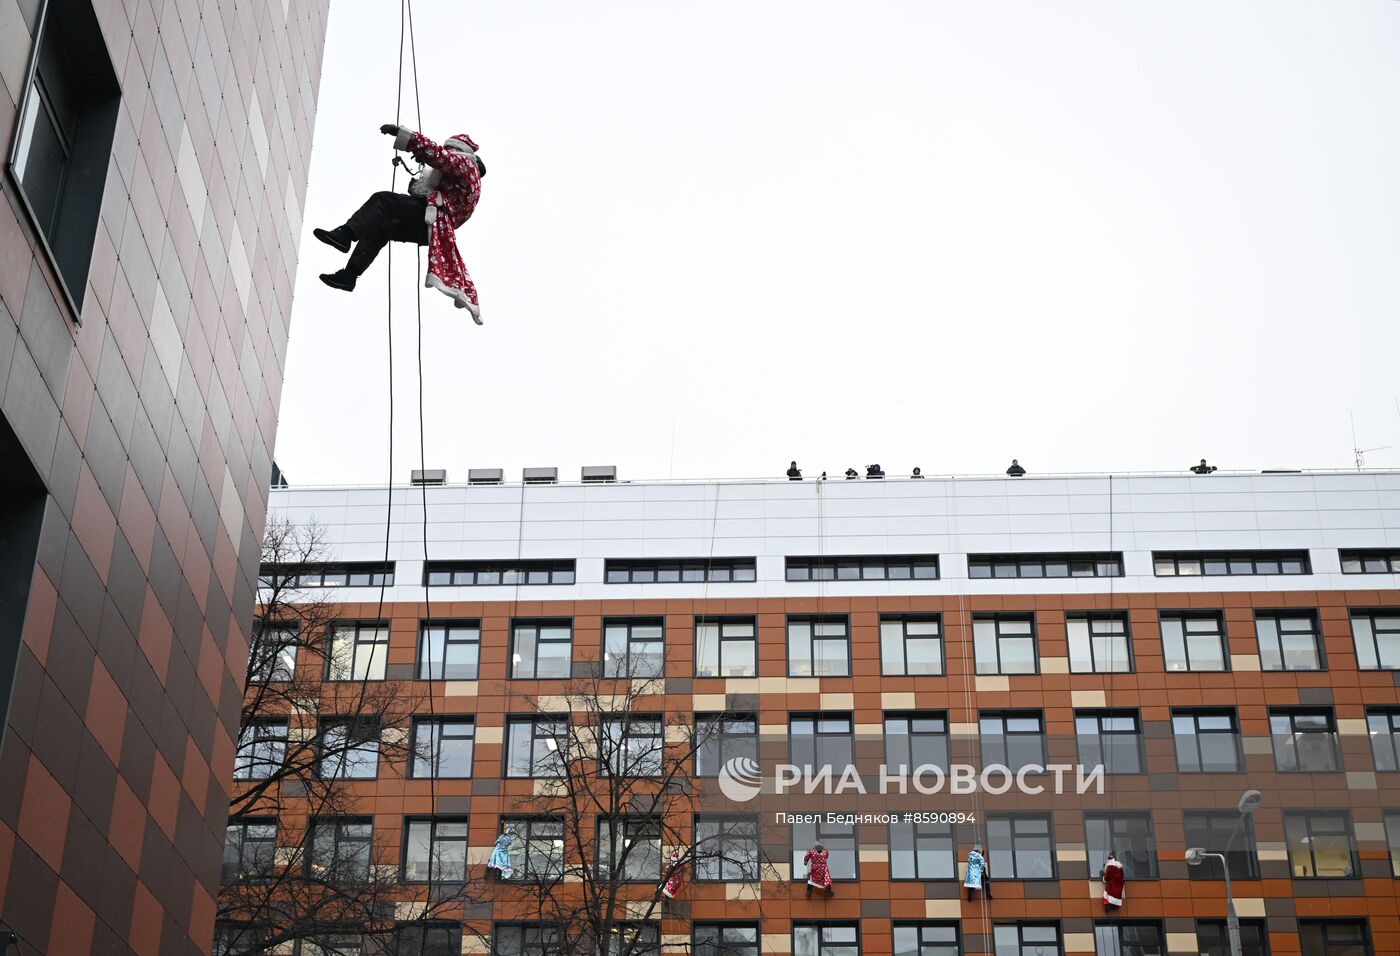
[{"xmin": 444, "ymin": 133, "xmax": 479, "ymax": 154}]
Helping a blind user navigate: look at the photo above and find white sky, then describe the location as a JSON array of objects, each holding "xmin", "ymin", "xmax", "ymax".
[{"xmin": 275, "ymin": 0, "xmax": 1400, "ymax": 486}]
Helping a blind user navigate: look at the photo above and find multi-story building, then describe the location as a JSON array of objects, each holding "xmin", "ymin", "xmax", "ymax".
[
  {"xmin": 0, "ymin": 0, "xmax": 329, "ymax": 951},
  {"xmin": 248, "ymin": 469, "xmax": 1400, "ymax": 956}
]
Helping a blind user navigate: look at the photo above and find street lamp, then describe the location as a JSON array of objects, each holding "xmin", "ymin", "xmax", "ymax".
[{"xmin": 1186, "ymin": 789, "xmax": 1263, "ymax": 956}]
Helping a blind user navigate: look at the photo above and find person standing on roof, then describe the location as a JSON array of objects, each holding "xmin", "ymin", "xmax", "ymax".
[
  {"xmin": 315, "ymin": 124, "xmax": 485, "ymax": 323},
  {"xmin": 1006, "ymin": 459, "xmax": 1026, "ymax": 477}
]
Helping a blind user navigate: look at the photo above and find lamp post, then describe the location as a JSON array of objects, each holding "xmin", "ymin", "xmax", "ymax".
[{"xmin": 1186, "ymin": 789, "xmax": 1263, "ymax": 956}]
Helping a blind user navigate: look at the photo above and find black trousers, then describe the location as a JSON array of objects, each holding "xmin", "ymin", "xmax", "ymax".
[{"xmin": 343, "ymin": 192, "xmax": 429, "ymax": 276}]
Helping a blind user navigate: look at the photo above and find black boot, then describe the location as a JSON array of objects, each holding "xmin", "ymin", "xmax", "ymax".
[
  {"xmin": 313, "ymin": 226, "xmax": 354, "ymax": 253},
  {"xmin": 319, "ymin": 270, "xmax": 356, "ymax": 292}
]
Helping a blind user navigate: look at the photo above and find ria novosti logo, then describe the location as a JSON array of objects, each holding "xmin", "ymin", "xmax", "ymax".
[
  {"xmin": 716, "ymin": 760, "xmax": 1105, "ymax": 803},
  {"xmin": 718, "ymin": 756, "xmax": 764, "ymax": 803}
]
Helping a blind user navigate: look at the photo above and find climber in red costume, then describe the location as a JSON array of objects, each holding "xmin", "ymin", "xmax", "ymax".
[{"xmin": 315, "ymin": 124, "xmax": 484, "ymax": 323}]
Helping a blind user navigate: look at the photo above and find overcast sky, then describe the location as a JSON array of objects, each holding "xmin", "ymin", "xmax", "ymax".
[{"xmin": 273, "ymin": 0, "xmax": 1400, "ymax": 487}]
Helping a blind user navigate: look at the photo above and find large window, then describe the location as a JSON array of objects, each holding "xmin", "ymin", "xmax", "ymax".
[
  {"xmin": 213, "ymin": 923, "xmax": 267, "ymax": 956},
  {"xmin": 298, "ymin": 935, "xmax": 363, "ymax": 956},
  {"xmin": 328, "ymin": 623, "xmax": 389, "ymax": 681},
  {"xmin": 249, "ymin": 624, "xmax": 298, "ymax": 683},
  {"xmin": 1067, "ymin": 613, "xmax": 1132, "ymax": 673},
  {"xmin": 881, "ymin": 617, "xmax": 944, "ymax": 675},
  {"xmin": 262, "ymin": 562, "xmax": 394, "ymax": 588},
  {"xmin": 885, "ymin": 712, "xmax": 950, "ymax": 773},
  {"xmin": 1092, "ymin": 923, "xmax": 1164, "ymax": 956},
  {"xmin": 793, "ymin": 925, "xmax": 859, "ymax": 956},
  {"xmin": 603, "ymin": 619, "xmax": 664, "ymax": 678},
  {"xmin": 598, "ymin": 817, "xmax": 662, "ymax": 881},
  {"xmin": 223, "ymin": 819, "xmax": 276, "ymax": 883},
  {"xmin": 980, "ymin": 712, "xmax": 1045, "ymax": 772},
  {"xmin": 791, "ymin": 819, "xmax": 857, "ymax": 880},
  {"xmin": 396, "ymin": 925, "xmax": 462, "ymax": 956},
  {"xmin": 308, "ymin": 818, "xmax": 372, "ymax": 882},
  {"xmin": 993, "ymin": 924, "xmax": 1061, "ymax": 956},
  {"xmin": 604, "ymin": 923, "xmax": 659, "ymax": 956},
  {"xmin": 1160, "ymin": 612, "xmax": 1228, "ymax": 672},
  {"xmin": 696, "ymin": 714, "xmax": 758, "ymax": 777},
  {"xmin": 418, "ymin": 621, "xmax": 481, "ymax": 680},
  {"xmin": 319, "ymin": 719, "xmax": 379, "ymax": 779},
  {"xmin": 1084, "ymin": 813, "xmax": 1157, "ymax": 879},
  {"xmin": 790, "ymin": 714, "xmax": 855, "ymax": 773},
  {"xmin": 1369, "ymin": 709, "xmax": 1400, "ymax": 771},
  {"xmin": 987, "ymin": 815, "xmax": 1053, "ymax": 879},
  {"xmin": 1075, "ymin": 711, "xmax": 1143, "ymax": 774},
  {"xmin": 600, "ymin": 716, "xmax": 663, "ymax": 776},
  {"xmin": 969, "ymin": 552, "xmax": 1121, "ymax": 579},
  {"xmin": 1255, "ymin": 612, "xmax": 1323, "ymax": 671},
  {"xmin": 511, "ymin": 621, "xmax": 573, "ymax": 679},
  {"xmin": 1351, "ymin": 610, "xmax": 1400, "ymax": 670},
  {"xmin": 1270, "ymin": 709, "xmax": 1340, "ymax": 772},
  {"xmin": 1195, "ymin": 920, "xmax": 1269, "ymax": 956},
  {"xmin": 1298, "ymin": 921, "xmax": 1372, "ymax": 956},
  {"xmin": 973, "ymin": 614, "xmax": 1037, "ymax": 675},
  {"xmin": 892, "ymin": 924, "xmax": 959, "ymax": 956},
  {"xmin": 1182, "ymin": 811, "xmax": 1259, "ymax": 880},
  {"xmin": 404, "ymin": 818, "xmax": 469, "ymax": 882},
  {"xmin": 788, "ymin": 616, "xmax": 851, "ymax": 676},
  {"xmin": 234, "ymin": 721, "xmax": 287, "ymax": 780},
  {"xmin": 888, "ymin": 819, "xmax": 956, "ymax": 879},
  {"xmin": 494, "ymin": 924, "xmax": 561, "ymax": 956},
  {"xmin": 1172, "ymin": 710, "xmax": 1241, "ymax": 773},
  {"xmin": 505, "ymin": 716, "xmax": 568, "ymax": 777},
  {"xmin": 1340, "ymin": 549, "xmax": 1400, "ymax": 574},
  {"xmin": 694, "ymin": 816, "xmax": 760, "ymax": 881},
  {"xmin": 411, "ymin": 718, "xmax": 475, "ymax": 778},
  {"xmin": 1384, "ymin": 812, "xmax": 1400, "ymax": 877},
  {"xmin": 786, "ymin": 555, "xmax": 939, "ymax": 582},
  {"xmin": 1284, "ymin": 812, "xmax": 1356, "ymax": 878},
  {"xmin": 694, "ymin": 925, "xmax": 760, "ymax": 956},
  {"xmin": 502, "ymin": 817, "xmax": 565, "ymax": 881},
  {"xmin": 426, "ymin": 560, "xmax": 574, "ymax": 586},
  {"xmin": 1152, "ymin": 550, "xmax": 1309, "ymax": 576},
  {"xmin": 695, "ymin": 618, "xmax": 757, "ymax": 678},
  {"xmin": 608, "ymin": 558, "xmax": 755, "ymax": 583}
]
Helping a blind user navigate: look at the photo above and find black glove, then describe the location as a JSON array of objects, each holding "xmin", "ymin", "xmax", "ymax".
[{"xmin": 380, "ymin": 123, "xmax": 399, "ymax": 135}]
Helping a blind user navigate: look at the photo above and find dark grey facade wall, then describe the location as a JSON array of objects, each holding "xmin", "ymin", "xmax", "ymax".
[{"xmin": 0, "ymin": 0, "xmax": 330, "ymax": 952}]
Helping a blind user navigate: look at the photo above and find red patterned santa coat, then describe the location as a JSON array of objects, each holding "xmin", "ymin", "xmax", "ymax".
[{"xmin": 393, "ymin": 128, "xmax": 483, "ymax": 322}]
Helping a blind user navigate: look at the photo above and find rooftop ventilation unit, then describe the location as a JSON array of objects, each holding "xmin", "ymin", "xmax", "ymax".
[
  {"xmin": 581, "ymin": 465, "xmax": 617, "ymax": 483},
  {"xmin": 523, "ymin": 467, "xmax": 559, "ymax": 484},
  {"xmin": 468, "ymin": 468, "xmax": 504, "ymax": 485},
  {"xmin": 411, "ymin": 469, "xmax": 447, "ymax": 486}
]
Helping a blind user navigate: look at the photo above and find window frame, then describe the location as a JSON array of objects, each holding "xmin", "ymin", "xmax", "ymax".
[
  {"xmin": 402, "ymin": 817, "xmax": 470, "ymax": 884},
  {"xmin": 597, "ymin": 815, "xmax": 663, "ymax": 883},
  {"xmin": 500, "ymin": 815, "xmax": 566, "ymax": 882},
  {"xmin": 888, "ymin": 818, "xmax": 957, "ymax": 880},
  {"xmin": 598, "ymin": 714, "xmax": 664, "ymax": 777},
  {"xmin": 1284, "ymin": 810, "xmax": 1358, "ymax": 879},
  {"xmin": 492, "ymin": 923, "xmax": 562, "ymax": 956},
  {"xmin": 395, "ymin": 923, "xmax": 463, "ymax": 956},
  {"xmin": 504, "ymin": 715, "xmax": 569, "ymax": 778},
  {"xmin": 880, "ymin": 615, "xmax": 945, "ymax": 676},
  {"xmin": 1367, "ymin": 708, "xmax": 1400, "ymax": 771},
  {"xmin": 968, "ymin": 552, "xmax": 1123, "ymax": 579},
  {"xmin": 425, "ymin": 560, "xmax": 575, "ymax": 586},
  {"xmin": 1172, "ymin": 709, "xmax": 1242, "ymax": 774},
  {"xmin": 1350, "ymin": 609, "xmax": 1400, "ymax": 671},
  {"xmin": 607, "ymin": 558, "xmax": 756, "ymax": 584},
  {"xmin": 1074, "ymin": 710, "xmax": 1144, "ymax": 775},
  {"xmin": 417, "ymin": 620, "xmax": 482, "ymax": 680},
  {"xmin": 792, "ymin": 924, "xmax": 861, "ymax": 956},
  {"xmin": 249, "ymin": 622, "xmax": 298, "ymax": 683},
  {"xmin": 1158, "ymin": 611, "xmax": 1229, "ymax": 672},
  {"xmin": 1083, "ymin": 812, "xmax": 1159, "ymax": 880},
  {"xmin": 1384, "ymin": 812, "xmax": 1400, "ymax": 878},
  {"xmin": 603, "ymin": 618, "xmax": 665, "ymax": 678},
  {"xmin": 223, "ymin": 818, "xmax": 278, "ymax": 884},
  {"xmin": 985, "ymin": 814, "xmax": 1055, "ymax": 880},
  {"xmin": 307, "ymin": 817, "xmax": 373, "ymax": 883},
  {"xmin": 972, "ymin": 613, "xmax": 1038, "ymax": 676},
  {"xmin": 1194, "ymin": 920, "xmax": 1270, "ymax": 956},
  {"xmin": 1066, "ymin": 611, "xmax": 1133, "ymax": 673},
  {"xmin": 1181, "ymin": 810, "xmax": 1259, "ymax": 881},
  {"xmin": 992, "ymin": 923, "xmax": 1062, "ymax": 956},
  {"xmin": 786, "ymin": 555, "xmax": 940, "ymax": 582},
  {"xmin": 1269, "ymin": 709, "xmax": 1341, "ymax": 773},
  {"xmin": 884, "ymin": 711, "xmax": 950, "ymax": 774},
  {"xmin": 510, "ymin": 619, "xmax": 574, "ymax": 680},
  {"xmin": 326, "ymin": 622, "xmax": 389, "ymax": 681},
  {"xmin": 790, "ymin": 713, "xmax": 855, "ymax": 775},
  {"xmin": 693, "ymin": 924, "xmax": 761, "ymax": 956},
  {"xmin": 1091, "ymin": 922, "xmax": 1166, "ymax": 956},
  {"xmin": 318, "ymin": 718, "xmax": 380, "ymax": 780},
  {"xmin": 694, "ymin": 814, "xmax": 761, "ymax": 882},
  {"xmin": 695, "ymin": 713, "xmax": 759, "ymax": 777},
  {"xmin": 261, "ymin": 563, "xmax": 394, "ymax": 588},
  {"xmin": 1152, "ymin": 550, "xmax": 1311, "ymax": 576},
  {"xmin": 891, "ymin": 923, "xmax": 960, "ymax": 956},
  {"xmin": 695, "ymin": 617, "xmax": 758, "ymax": 678},
  {"xmin": 791, "ymin": 819, "xmax": 858, "ymax": 881},
  {"xmin": 1297, "ymin": 920, "xmax": 1372, "ymax": 956},
  {"xmin": 979, "ymin": 711, "xmax": 1047, "ymax": 773},
  {"xmin": 1340, "ymin": 549, "xmax": 1400, "ymax": 574},
  {"xmin": 1254, "ymin": 610, "xmax": 1324, "ymax": 672},
  {"xmin": 234, "ymin": 720, "xmax": 288, "ymax": 781},
  {"xmin": 787, "ymin": 615, "xmax": 852, "ymax": 677},
  {"xmin": 410, "ymin": 717, "xmax": 475, "ymax": 779}
]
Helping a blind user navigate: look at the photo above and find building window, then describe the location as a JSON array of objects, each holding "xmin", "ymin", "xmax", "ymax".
[
  {"xmin": 327, "ymin": 623, "xmax": 388, "ymax": 681},
  {"xmin": 788, "ymin": 616, "xmax": 851, "ymax": 677},
  {"xmin": 980, "ymin": 712, "xmax": 1046, "ymax": 772},
  {"xmin": 1182, "ymin": 811, "xmax": 1259, "ymax": 880},
  {"xmin": 786, "ymin": 555, "xmax": 939, "ymax": 582},
  {"xmin": 696, "ymin": 714, "xmax": 758, "ymax": 777},
  {"xmin": 319, "ymin": 719, "xmax": 379, "ymax": 779},
  {"xmin": 1159, "ymin": 612, "xmax": 1228, "ymax": 672},
  {"xmin": 425, "ymin": 560, "xmax": 574, "ymax": 586},
  {"xmin": 418, "ymin": 620, "xmax": 481, "ymax": 680},
  {"xmin": 1368, "ymin": 709, "xmax": 1400, "ymax": 771},
  {"xmin": 501, "ymin": 816, "xmax": 565, "ymax": 881},
  {"xmin": 607, "ymin": 558, "xmax": 755, "ymax": 583},
  {"xmin": 1384, "ymin": 813, "xmax": 1400, "ymax": 877},
  {"xmin": 1084, "ymin": 813, "xmax": 1158, "ymax": 879},
  {"xmin": 1350, "ymin": 610, "xmax": 1400, "ymax": 670},
  {"xmin": 404, "ymin": 818, "xmax": 469, "ymax": 882},
  {"xmin": 888, "ymin": 819, "xmax": 956, "ymax": 879},
  {"xmin": 1284, "ymin": 811, "xmax": 1356, "ymax": 878},
  {"xmin": 603, "ymin": 619, "xmax": 665, "ymax": 678},
  {"xmin": 973, "ymin": 614, "xmax": 1037, "ymax": 675},
  {"xmin": 249, "ymin": 624, "xmax": 298, "ymax": 683},
  {"xmin": 411, "ymin": 718, "xmax": 474, "ymax": 778},
  {"xmin": 881, "ymin": 616, "xmax": 944, "ymax": 675},
  {"xmin": 1172, "ymin": 710, "xmax": 1241, "ymax": 773},
  {"xmin": 793, "ymin": 925, "xmax": 859, "ymax": 956},
  {"xmin": 262, "ymin": 562, "xmax": 394, "ymax": 588},
  {"xmin": 694, "ymin": 925, "xmax": 760, "ymax": 956},
  {"xmin": 308, "ymin": 818, "xmax": 372, "ymax": 882},
  {"xmin": 223, "ymin": 819, "xmax": 277, "ymax": 883},
  {"xmin": 1270, "ymin": 709, "xmax": 1340, "ymax": 772},
  {"xmin": 993, "ymin": 924, "xmax": 1061, "ymax": 956},
  {"xmin": 506, "ymin": 717, "xmax": 567, "ymax": 777},
  {"xmin": 1256, "ymin": 612, "xmax": 1323, "ymax": 671},
  {"xmin": 213, "ymin": 923, "xmax": 266, "ymax": 956},
  {"xmin": 494, "ymin": 924, "xmax": 561, "ymax": 956},
  {"xmin": 969, "ymin": 552, "xmax": 1122, "ymax": 579},
  {"xmin": 1339, "ymin": 549, "xmax": 1400, "ymax": 574},
  {"xmin": 396, "ymin": 924, "xmax": 462, "ymax": 956},
  {"xmin": 790, "ymin": 714, "xmax": 855, "ymax": 774},
  {"xmin": 1298, "ymin": 921, "xmax": 1372, "ymax": 956},
  {"xmin": 1092, "ymin": 923, "xmax": 1165, "ymax": 956},
  {"xmin": 1194, "ymin": 920, "xmax": 1269, "ymax": 956},
  {"xmin": 1075, "ymin": 711, "xmax": 1143, "ymax": 774},
  {"xmin": 885, "ymin": 712, "xmax": 950, "ymax": 773},
  {"xmin": 695, "ymin": 618, "xmax": 758, "ymax": 678},
  {"xmin": 599, "ymin": 716, "xmax": 663, "ymax": 776},
  {"xmin": 892, "ymin": 924, "xmax": 959, "ymax": 956},
  {"xmin": 694, "ymin": 816, "xmax": 760, "ymax": 881},
  {"xmin": 1152, "ymin": 550, "xmax": 1310, "ymax": 576},
  {"xmin": 791, "ymin": 819, "xmax": 857, "ymax": 880},
  {"xmin": 234, "ymin": 721, "xmax": 287, "ymax": 780},
  {"xmin": 605, "ymin": 925, "xmax": 659, "ymax": 956},
  {"xmin": 1067, "ymin": 612, "xmax": 1132, "ymax": 673},
  {"xmin": 511, "ymin": 621, "xmax": 573, "ymax": 679},
  {"xmin": 598, "ymin": 816, "xmax": 662, "ymax": 881},
  {"xmin": 298, "ymin": 935, "xmax": 363, "ymax": 956},
  {"xmin": 987, "ymin": 815, "xmax": 1054, "ymax": 879}
]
